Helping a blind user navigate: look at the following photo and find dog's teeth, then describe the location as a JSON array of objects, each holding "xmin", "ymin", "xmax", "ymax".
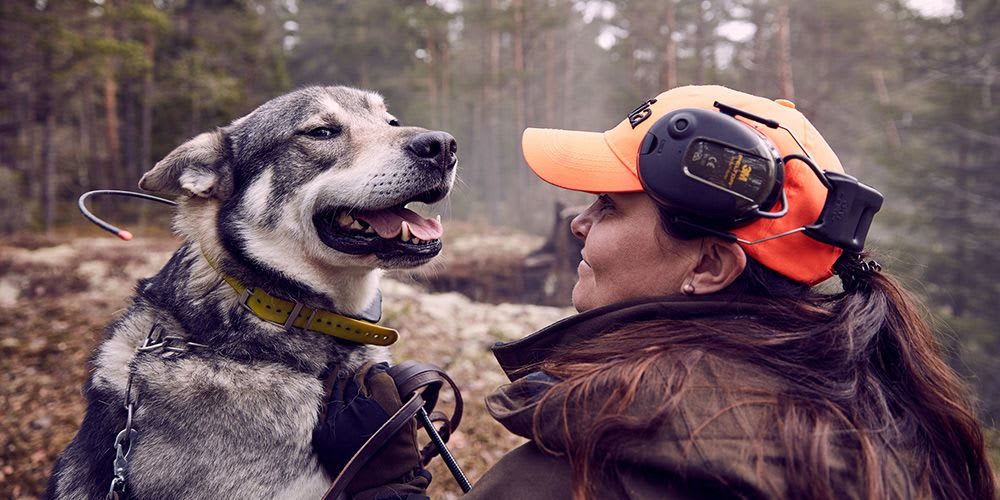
[
  {"xmin": 337, "ymin": 212, "xmax": 354, "ymax": 227},
  {"xmin": 364, "ymin": 226, "xmax": 376, "ymax": 234},
  {"xmin": 350, "ymin": 220, "xmax": 364, "ymax": 230},
  {"xmin": 435, "ymin": 214, "xmax": 442, "ymax": 224},
  {"xmin": 411, "ymin": 237, "xmax": 421, "ymax": 244},
  {"xmin": 400, "ymin": 221, "xmax": 411, "ymax": 241}
]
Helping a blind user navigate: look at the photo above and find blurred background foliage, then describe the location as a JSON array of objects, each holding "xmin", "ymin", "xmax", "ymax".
[{"xmin": 0, "ymin": 0, "xmax": 997, "ymax": 423}]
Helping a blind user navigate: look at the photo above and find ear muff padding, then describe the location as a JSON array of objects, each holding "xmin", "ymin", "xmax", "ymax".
[{"xmin": 637, "ymin": 108, "xmax": 784, "ymax": 229}]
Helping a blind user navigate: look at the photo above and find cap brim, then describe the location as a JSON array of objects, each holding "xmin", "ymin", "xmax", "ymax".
[{"xmin": 522, "ymin": 128, "xmax": 643, "ymax": 193}]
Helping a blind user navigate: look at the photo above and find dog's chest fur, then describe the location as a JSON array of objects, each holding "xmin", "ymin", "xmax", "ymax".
[
  {"xmin": 48, "ymin": 244, "xmax": 385, "ymax": 499},
  {"xmin": 120, "ymin": 353, "xmax": 331, "ymax": 499}
]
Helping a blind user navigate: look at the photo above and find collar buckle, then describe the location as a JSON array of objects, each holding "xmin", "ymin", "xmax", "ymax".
[
  {"xmin": 237, "ymin": 287, "xmax": 253, "ymax": 311},
  {"xmin": 238, "ymin": 286, "xmax": 306, "ymax": 332}
]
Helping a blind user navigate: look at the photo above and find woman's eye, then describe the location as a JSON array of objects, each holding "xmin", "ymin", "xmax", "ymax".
[
  {"xmin": 388, "ymin": 119, "xmax": 400, "ymax": 127},
  {"xmin": 303, "ymin": 126, "xmax": 342, "ymax": 139},
  {"xmin": 597, "ymin": 194, "xmax": 614, "ymax": 210}
]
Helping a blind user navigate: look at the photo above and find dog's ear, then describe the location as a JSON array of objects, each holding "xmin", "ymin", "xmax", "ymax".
[{"xmin": 139, "ymin": 131, "xmax": 232, "ymax": 199}]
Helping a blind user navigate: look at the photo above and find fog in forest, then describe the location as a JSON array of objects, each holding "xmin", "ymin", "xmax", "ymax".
[{"xmin": 0, "ymin": 0, "xmax": 997, "ymax": 494}]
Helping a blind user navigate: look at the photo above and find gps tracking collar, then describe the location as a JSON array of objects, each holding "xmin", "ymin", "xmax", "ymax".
[
  {"xmin": 78, "ymin": 189, "xmax": 395, "ymax": 344},
  {"xmin": 637, "ymin": 101, "xmax": 884, "ymax": 253}
]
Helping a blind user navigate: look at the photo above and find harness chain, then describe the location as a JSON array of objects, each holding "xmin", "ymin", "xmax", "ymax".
[{"xmin": 106, "ymin": 323, "xmax": 206, "ymax": 500}]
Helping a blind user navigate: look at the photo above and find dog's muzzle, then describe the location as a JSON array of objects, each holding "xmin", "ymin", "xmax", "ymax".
[{"xmin": 313, "ymin": 131, "xmax": 456, "ymax": 267}]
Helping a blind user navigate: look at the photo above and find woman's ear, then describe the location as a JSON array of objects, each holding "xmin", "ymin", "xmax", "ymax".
[
  {"xmin": 138, "ymin": 130, "xmax": 232, "ymax": 200},
  {"xmin": 687, "ymin": 238, "xmax": 747, "ymax": 294}
]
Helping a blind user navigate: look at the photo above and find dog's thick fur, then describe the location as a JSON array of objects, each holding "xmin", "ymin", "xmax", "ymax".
[{"xmin": 46, "ymin": 86, "xmax": 455, "ymax": 499}]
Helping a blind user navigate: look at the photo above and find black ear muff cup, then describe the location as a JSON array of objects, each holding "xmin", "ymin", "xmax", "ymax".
[{"xmin": 637, "ymin": 108, "xmax": 784, "ymax": 229}]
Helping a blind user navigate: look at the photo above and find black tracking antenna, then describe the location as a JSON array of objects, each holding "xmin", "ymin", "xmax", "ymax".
[
  {"xmin": 78, "ymin": 190, "xmax": 177, "ymax": 241},
  {"xmin": 713, "ymin": 101, "xmax": 779, "ymax": 129},
  {"xmin": 714, "ymin": 100, "xmax": 814, "ymax": 159}
]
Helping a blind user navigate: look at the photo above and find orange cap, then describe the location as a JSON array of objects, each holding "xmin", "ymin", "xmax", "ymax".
[{"xmin": 521, "ymin": 85, "xmax": 844, "ymax": 285}]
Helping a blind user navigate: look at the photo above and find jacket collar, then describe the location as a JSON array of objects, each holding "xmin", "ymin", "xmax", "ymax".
[{"xmin": 491, "ymin": 294, "xmax": 770, "ymax": 382}]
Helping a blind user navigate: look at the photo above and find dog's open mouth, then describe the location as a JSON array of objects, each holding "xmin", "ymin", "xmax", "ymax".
[{"xmin": 312, "ymin": 191, "xmax": 446, "ymax": 263}]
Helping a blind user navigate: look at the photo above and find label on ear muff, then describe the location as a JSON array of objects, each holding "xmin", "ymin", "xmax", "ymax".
[{"xmin": 683, "ymin": 138, "xmax": 774, "ymax": 202}]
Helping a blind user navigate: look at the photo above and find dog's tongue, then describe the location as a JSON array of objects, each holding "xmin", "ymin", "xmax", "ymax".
[{"xmin": 355, "ymin": 207, "xmax": 443, "ymax": 240}]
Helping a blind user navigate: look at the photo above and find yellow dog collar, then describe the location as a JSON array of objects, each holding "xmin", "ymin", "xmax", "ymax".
[{"xmin": 204, "ymin": 255, "xmax": 398, "ymax": 346}]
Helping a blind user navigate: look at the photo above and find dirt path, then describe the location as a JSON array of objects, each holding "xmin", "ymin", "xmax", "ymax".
[{"xmin": 0, "ymin": 233, "xmax": 572, "ymax": 499}]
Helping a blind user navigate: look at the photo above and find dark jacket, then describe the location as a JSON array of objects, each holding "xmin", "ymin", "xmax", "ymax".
[{"xmin": 464, "ymin": 295, "xmax": 910, "ymax": 499}]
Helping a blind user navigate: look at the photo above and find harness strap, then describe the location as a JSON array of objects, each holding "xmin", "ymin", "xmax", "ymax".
[
  {"xmin": 388, "ymin": 362, "xmax": 464, "ymax": 465},
  {"xmin": 322, "ymin": 394, "xmax": 425, "ymax": 500},
  {"xmin": 321, "ymin": 362, "xmax": 465, "ymax": 499}
]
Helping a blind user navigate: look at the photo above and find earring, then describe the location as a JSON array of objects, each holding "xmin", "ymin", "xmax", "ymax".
[{"xmin": 682, "ymin": 282, "xmax": 695, "ymax": 295}]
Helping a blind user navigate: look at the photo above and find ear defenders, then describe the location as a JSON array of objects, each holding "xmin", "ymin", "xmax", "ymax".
[
  {"xmin": 637, "ymin": 107, "xmax": 786, "ymax": 229},
  {"xmin": 636, "ymin": 102, "xmax": 884, "ymax": 253}
]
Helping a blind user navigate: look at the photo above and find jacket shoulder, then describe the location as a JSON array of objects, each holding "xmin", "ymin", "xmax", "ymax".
[
  {"xmin": 465, "ymin": 443, "xmax": 573, "ymax": 500},
  {"xmin": 468, "ymin": 442, "xmax": 707, "ymax": 500},
  {"xmin": 615, "ymin": 352, "xmax": 875, "ymax": 497}
]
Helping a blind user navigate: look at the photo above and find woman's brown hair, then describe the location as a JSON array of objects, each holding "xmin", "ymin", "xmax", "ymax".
[{"xmin": 532, "ymin": 212, "xmax": 996, "ymax": 499}]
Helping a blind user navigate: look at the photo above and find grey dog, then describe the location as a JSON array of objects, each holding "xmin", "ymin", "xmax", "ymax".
[{"xmin": 45, "ymin": 86, "xmax": 456, "ymax": 499}]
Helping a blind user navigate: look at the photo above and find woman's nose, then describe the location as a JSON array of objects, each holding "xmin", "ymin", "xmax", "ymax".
[{"xmin": 570, "ymin": 212, "xmax": 590, "ymax": 241}]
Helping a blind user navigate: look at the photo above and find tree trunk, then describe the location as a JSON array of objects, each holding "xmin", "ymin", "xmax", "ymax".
[
  {"xmin": 14, "ymin": 86, "xmax": 32, "ymax": 183},
  {"xmin": 75, "ymin": 93, "xmax": 89, "ymax": 188},
  {"xmin": 749, "ymin": 1, "xmax": 770, "ymax": 95},
  {"xmin": 775, "ymin": 1, "xmax": 795, "ymax": 99},
  {"xmin": 694, "ymin": 0, "xmax": 708, "ymax": 83},
  {"xmin": 952, "ymin": 145, "xmax": 969, "ymax": 319},
  {"xmin": 181, "ymin": 2, "xmax": 200, "ymax": 137},
  {"xmin": 141, "ymin": 21, "xmax": 155, "ymax": 178},
  {"xmin": 103, "ymin": 0, "xmax": 122, "ymax": 187},
  {"xmin": 544, "ymin": 26, "xmax": 557, "ymax": 127},
  {"xmin": 357, "ymin": 11, "xmax": 370, "ymax": 88},
  {"xmin": 486, "ymin": 0, "xmax": 501, "ymax": 208},
  {"xmin": 660, "ymin": 0, "xmax": 678, "ymax": 90},
  {"xmin": 40, "ymin": 50, "xmax": 56, "ymax": 233},
  {"xmin": 122, "ymin": 81, "xmax": 138, "ymax": 184},
  {"xmin": 441, "ymin": 32, "xmax": 451, "ymax": 130},
  {"xmin": 425, "ymin": 31, "xmax": 439, "ymax": 129},
  {"xmin": 562, "ymin": 20, "xmax": 575, "ymax": 128},
  {"xmin": 871, "ymin": 68, "xmax": 900, "ymax": 150},
  {"xmin": 512, "ymin": 0, "xmax": 526, "ymax": 136},
  {"xmin": 512, "ymin": 0, "xmax": 529, "ymax": 201}
]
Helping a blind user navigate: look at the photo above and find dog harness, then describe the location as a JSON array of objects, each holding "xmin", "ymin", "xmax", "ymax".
[{"xmin": 204, "ymin": 254, "xmax": 399, "ymax": 346}]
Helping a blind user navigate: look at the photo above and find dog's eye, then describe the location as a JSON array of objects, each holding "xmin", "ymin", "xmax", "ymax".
[
  {"xmin": 388, "ymin": 119, "xmax": 400, "ymax": 127},
  {"xmin": 303, "ymin": 126, "xmax": 342, "ymax": 139}
]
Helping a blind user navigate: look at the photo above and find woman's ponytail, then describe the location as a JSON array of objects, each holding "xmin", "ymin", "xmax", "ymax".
[
  {"xmin": 840, "ymin": 251, "xmax": 996, "ymax": 499},
  {"xmin": 832, "ymin": 252, "xmax": 882, "ymax": 293}
]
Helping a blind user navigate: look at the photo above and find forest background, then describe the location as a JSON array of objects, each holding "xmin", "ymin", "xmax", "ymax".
[{"xmin": 0, "ymin": 0, "xmax": 997, "ymax": 483}]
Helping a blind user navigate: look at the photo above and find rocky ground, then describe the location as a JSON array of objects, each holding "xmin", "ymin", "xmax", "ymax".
[
  {"xmin": 3, "ymin": 229, "xmax": 998, "ymax": 498},
  {"xmin": 0, "ymin": 228, "xmax": 572, "ymax": 499}
]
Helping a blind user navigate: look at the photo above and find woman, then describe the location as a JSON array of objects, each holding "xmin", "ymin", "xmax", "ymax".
[{"xmin": 316, "ymin": 86, "xmax": 995, "ymax": 499}]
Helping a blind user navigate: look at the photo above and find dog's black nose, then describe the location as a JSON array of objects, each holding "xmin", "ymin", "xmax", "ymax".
[{"xmin": 407, "ymin": 132, "xmax": 457, "ymax": 171}]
